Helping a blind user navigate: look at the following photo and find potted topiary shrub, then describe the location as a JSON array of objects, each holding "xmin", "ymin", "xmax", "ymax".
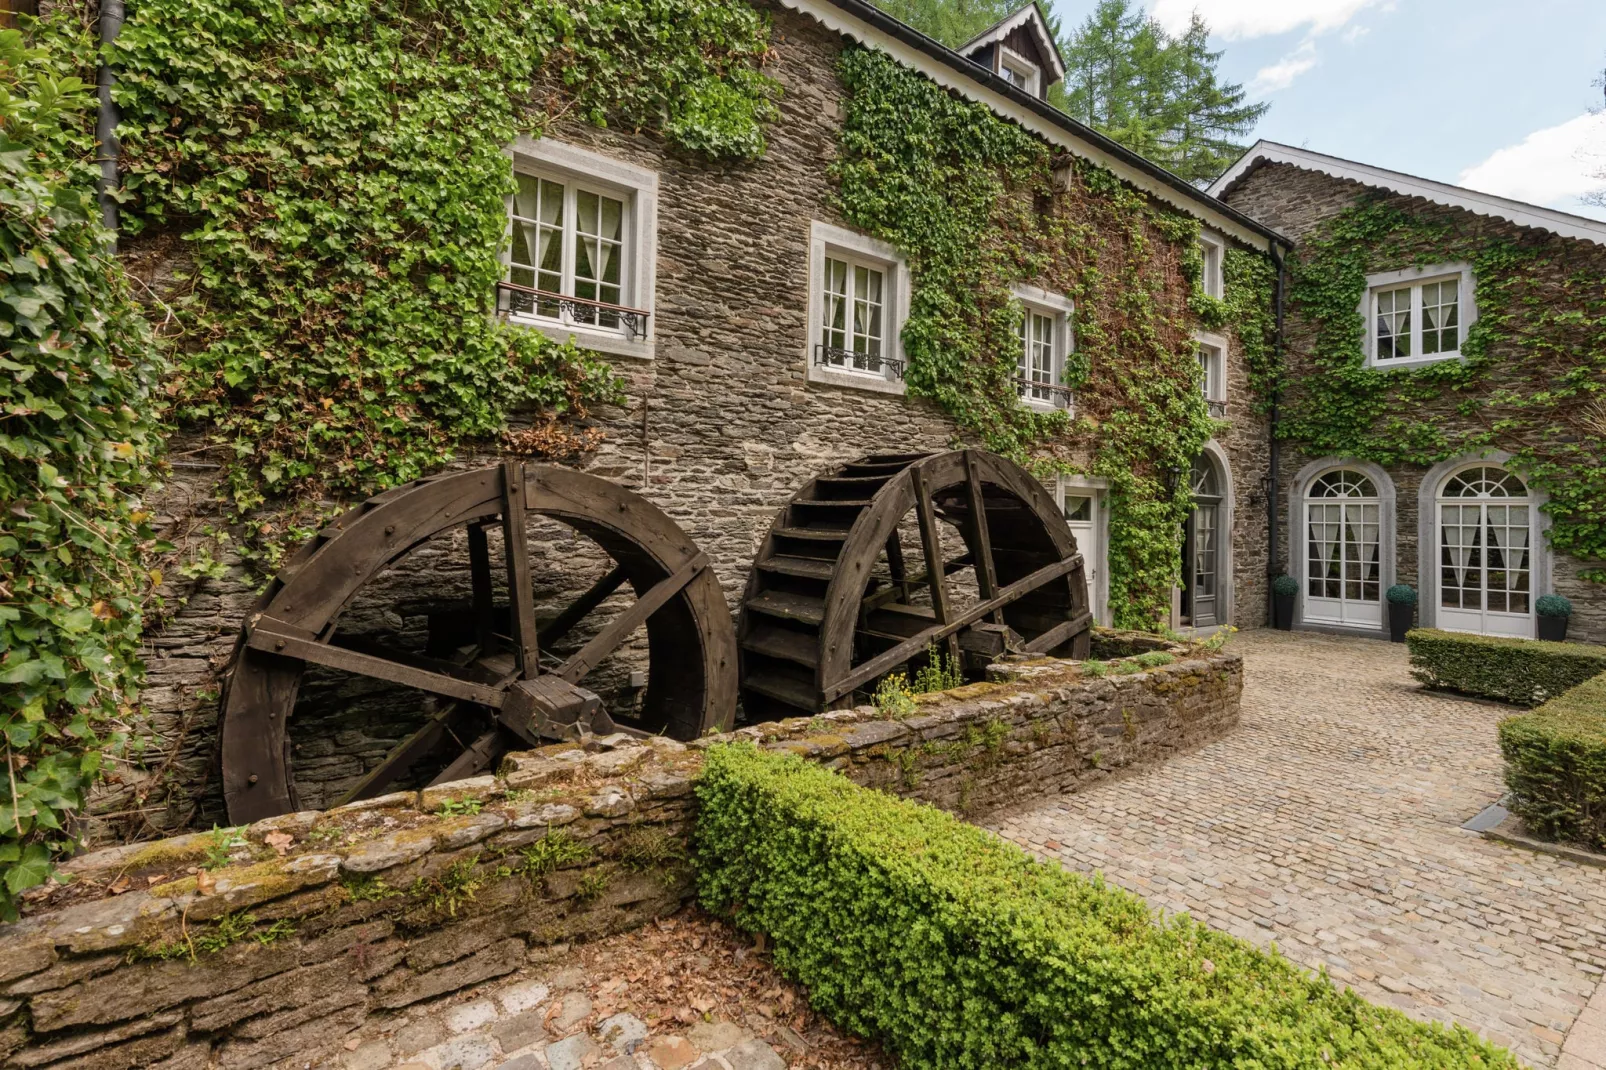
[
  {"xmin": 1385, "ymin": 584, "xmax": 1417, "ymax": 642},
  {"xmin": 1271, "ymin": 574, "xmax": 1298, "ymax": 630},
  {"xmin": 1536, "ymin": 594, "xmax": 1573, "ymax": 642}
]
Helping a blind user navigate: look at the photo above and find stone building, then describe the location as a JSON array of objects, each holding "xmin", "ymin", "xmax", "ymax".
[{"xmin": 1212, "ymin": 141, "xmax": 1606, "ymax": 644}]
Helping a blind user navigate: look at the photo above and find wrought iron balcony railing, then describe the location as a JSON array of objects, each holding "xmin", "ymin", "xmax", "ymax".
[
  {"xmin": 1207, "ymin": 399, "xmax": 1227, "ymax": 418},
  {"xmin": 1013, "ymin": 377, "xmax": 1074, "ymax": 411},
  {"xmin": 813, "ymin": 343, "xmax": 906, "ymax": 380},
  {"xmin": 496, "ymin": 281, "xmax": 650, "ymax": 340}
]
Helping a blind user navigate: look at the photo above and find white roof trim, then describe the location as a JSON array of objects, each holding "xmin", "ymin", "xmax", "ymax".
[
  {"xmin": 956, "ymin": 3, "xmax": 1067, "ymax": 85},
  {"xmin": 1210, "ymin": 140, "xmax": 1606, "ymax": 248},
  {"xmin": 783, "ymin": 0, "xmax": 1274, "ymax": 252}
]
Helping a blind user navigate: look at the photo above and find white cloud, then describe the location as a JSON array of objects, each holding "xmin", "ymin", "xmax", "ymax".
[
  {"xmin": 1457, "ymin": 112, "xmax": 1606, "ymax": 211},
  {"xmin": 1340, "ymin": 24, "xmax": 1370, "ymax": 44},
  {"xmin": 1249, "ymin": 41, "xmax": 1319, "ymax": 95},
  {"xmin": 1149, "ymin": 0, "xmax": 1384, "ymax": 40}
]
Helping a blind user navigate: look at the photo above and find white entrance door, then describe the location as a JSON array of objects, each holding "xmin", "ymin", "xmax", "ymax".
[
  {"xmin": 1062, "ymin": 489, "xmax": 1105, "ymax": 625},
  {"xmin": 1304, "ymin": 468, "xmax": 1382, "ymax": 627},
  {"xmin": 1437, "ymin": 465, "xmax": 1534, "ymax": 638}
]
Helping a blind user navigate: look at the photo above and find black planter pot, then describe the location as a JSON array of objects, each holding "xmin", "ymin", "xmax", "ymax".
[
  {"xmin": 1538, "ymin": 614, "xmax": 1569, "ymax": 642},
  {"xmin": 1273, "ymin": 590, "xmax": 1295, "ymax": 631},
  {"xmin": 1387, "ymin": 601, "xmax": 1414, "ymax": 643}
]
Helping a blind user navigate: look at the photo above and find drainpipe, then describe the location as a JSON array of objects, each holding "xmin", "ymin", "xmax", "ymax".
[
  {"xmin": 96, "ymin": 0, "xmax": 124, "ymax": 244},
  {"xmin": 1267, "ymin": 242, "xmax": 1288, "ymax": 623}
]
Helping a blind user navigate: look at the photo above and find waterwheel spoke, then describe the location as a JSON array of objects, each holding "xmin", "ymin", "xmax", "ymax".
[
  {"xmin": 500, "ymin": 460, "xmax": 541, "ymax": 678},
  {"xmin": 823, "ymin": 554, "xmax": 1086, "ymax": 703},
  {"xmin": 553, "ymin": 553, "xmax": 708, "ymax": 684},
  {"xmin": 467, "ymin": 520, "xmax": 498, "ymax": 655},
  {"xmin": 245, "ymin": 617, "xmax": 509, "ymax": 708},
  {"xmin": 910, "ymin": 465, "xmax": 963, "ymax": 669},
  {"xmin": 426, "ymin": 729, "xmax": 503, "ymax": 786},
  {"xmin": 333, "ymin": 700, "xmax": 462, "ymax": 806},
  {"xmin": 963, "ymin": 450, "xmax": 1003, "ymax": 624},
  {"xmin": 539, "ymin": 562, "xmax": 629, "ymax": 651}
]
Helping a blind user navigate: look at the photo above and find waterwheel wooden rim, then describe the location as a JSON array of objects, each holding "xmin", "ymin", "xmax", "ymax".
[
  {"xmin": 738, "ymin": 449, "xmax": 1093, "ymax": 716},
  {"xmin": 219, "ymin": 463, "xmax": 736, "ymax": 823}
]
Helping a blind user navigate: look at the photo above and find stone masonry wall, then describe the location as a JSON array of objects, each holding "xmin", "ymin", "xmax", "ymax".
[
  {"xmin": 0, "ymin": 640, "xmax": 1241, "ymax": 1070},
  {"xmin": 115, "ymin": 0, "xmax": 1274, "ymax": 839},
  {"xmin": 1223, "ymin": 162, "xmax": 1606, "ymax": 643}
]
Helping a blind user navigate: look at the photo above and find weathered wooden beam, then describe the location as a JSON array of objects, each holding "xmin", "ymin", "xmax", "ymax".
[
  {"xmin": 860, "ymin": 554, "xmax": 972, "ymax": 613},
  {"xmin": 910, "ymin": 465, "xmax": 962, "ymax": 669},
  {"xmin": 1020, "ymin": 611, "xmax": 1095, "ymax": 655},
  {"xmin": 425, "ymin": 729, "xmax": 503, "ymax": 788},
  {"xmin": 246, "ymin": 617, "xmax": 508, "ymax": 708},
  {"xmin": 821, "ymin": 553, "xmax": 1084, "ymax": 703},
  {"xmin": 332, "ymin": 700, "xmax": 460, "ymax": 807},
  {"xmin": 538, "ymin": 563, "xmax": 628, "ymax": 651},
  {"xmin": 500, "ymin": 461, "xmax": 541, "ymax": 679},
  {"xmin": 963, "ymin": 450, "xmax": 1003, "ymax": 625},
  {"xmin": 554, "ymin": 553, "xmax": 707, "ymax": 684},
  {"xmin": 467, "ymin": 521, "xmax": 497, "ymax": 655}
]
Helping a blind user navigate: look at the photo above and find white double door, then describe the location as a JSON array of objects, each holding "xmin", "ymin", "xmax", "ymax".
[
  {"xmin": 1438, "ymin": 500, "xmax": 1533, "ymax": 638},
  {"xmin": 1305, "ymin": 500, "xmax": 1381, "ymax": 627}
]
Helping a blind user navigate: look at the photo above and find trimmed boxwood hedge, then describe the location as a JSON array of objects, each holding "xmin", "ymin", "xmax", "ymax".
[
  {"xmin": 1405, "ymin": 628, "xmax": 1606, "ymax": 707},
  {"xmin": 695, "ymin": 743, "xmax": 1517, "ymax": 1069},
  {"xmin": 1499, "ymin": 674, "xmax": 1606, "ymax": 848}
]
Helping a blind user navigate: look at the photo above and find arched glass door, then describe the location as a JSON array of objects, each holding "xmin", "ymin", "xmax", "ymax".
[
  {"xmin": 1304, "ymin": 469, "xmax": 1381, "ymax": 627},
  {"xmin": 1437, "ymin": 465, "xmax": 1533, "ymax": 638},
  {"xmin": 1182, "ymin": 457, "xmax": 1222, "ymax": 628}
]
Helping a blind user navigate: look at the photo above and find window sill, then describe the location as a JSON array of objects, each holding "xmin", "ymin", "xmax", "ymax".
[
  {"xmin": 1018, "ymin": 397, "xmax": 1068, "ymax": 414},
  {"xmin": 1365, "ymin": 351, "xmax": 1464, "ymax": 371},
  {"xmin": 509, "ymin": 315, "xmax": 655, "ymax": 361},
  {"xmin": 806, "ymin": 360, "xmax": 907, "ymax": 396}
]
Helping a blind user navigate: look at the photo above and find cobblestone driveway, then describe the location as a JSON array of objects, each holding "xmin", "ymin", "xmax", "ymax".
[{"xmin": 987, "ymin": 628, "xmax": 1606, "ymax": 1069}]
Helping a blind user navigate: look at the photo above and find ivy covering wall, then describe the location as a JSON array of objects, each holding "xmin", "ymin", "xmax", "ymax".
[
  {"xmin": 2, "ymin": 0, "xmax": 779, "ymax": 904},
  {"xmin": 0, "ymin": 26, "xmax": 165, "ymax": 917},
  {"xmin": 833, "ymin": 47, "xmax": 1272, "ymax": 625},
  {"xmin": 102, "ymin": 0, "xmax": 781, "ymax": 564},
  {"xmin": 1280, "ymin": 197, "xmax": 1606, "ymax": 580}
]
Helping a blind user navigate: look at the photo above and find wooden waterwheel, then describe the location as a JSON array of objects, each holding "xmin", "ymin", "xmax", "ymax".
[
  {"xmin": 219, "ymin": 462, "xmax": 736, "ymax": 824},
  {"xmin": 738, "ymin": 449, "xmax": 1093, "ymax": 718}
]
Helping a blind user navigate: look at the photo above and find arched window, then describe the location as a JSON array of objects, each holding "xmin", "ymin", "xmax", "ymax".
[
  {"xmin": 1437, "ymin": 464, "xmax": 1533, "ymax": 637},
  {"xmin": 1304, "ymin": 468, "xmax": 1381, "ymax": 627}
]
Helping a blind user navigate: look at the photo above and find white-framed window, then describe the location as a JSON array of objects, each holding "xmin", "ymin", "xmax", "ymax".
[
  {"xmin": 1195, "ymin": 330, "xmax": 1227, "ymax": 415},
  {"xmin": 998, "ymin": 47, "xmax": 1041, "ymax": 95},
  {"xmin": 1012, "ymin": 285, "xmax": 1075, "ymax": 412},
  {"xmin": 502, "ymin": 137, "xmax": 659, "ymax": 361},
  {"xmin": 1198, "ymin": 230, "xmax": 1225, "ymax": 299},
  {"xmin": 806, "ymin": 221, "xmax": 910, "ymax": 395},
  {"xmin": 1360, "ymin": 263, "xmax": 1476, "ymax": 369}
]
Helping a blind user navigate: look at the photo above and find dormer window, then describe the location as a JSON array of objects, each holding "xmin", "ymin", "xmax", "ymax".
[
  {"xmin": 957, "ymin": 2, "xmax": 1067, "ymax": 103},
  {"xmin": 998, "ymin": 48, "xmax": 1041, "ymax": 96}
]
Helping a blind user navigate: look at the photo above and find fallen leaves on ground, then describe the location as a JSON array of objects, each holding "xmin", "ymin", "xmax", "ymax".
[{"xmin": 545, "ymin": 906, "xmax": 888, "ymax": 1070}]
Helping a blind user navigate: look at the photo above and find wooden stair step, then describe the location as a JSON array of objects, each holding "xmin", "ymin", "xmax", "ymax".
[
  {"xmin": 757, "ymin": 555, "xmax": 836, "ymax": 582},
  {"xmin": 741, "ymin": 672, "xmax": 818, "ymax": 712},
  {"xmin": 741, "ymin": 625, "xmax": 821, "ymax": 669},
  {"xmin": 773, "ymin": 527, "xmax": 850, "ymax": 542},
  {"xmin": 744, "ymin": 590, "xmax": 826, "ymax": 626},
  {"xmin": 792, "ymin": 498, "xmax": 874, "ymax": 508}
]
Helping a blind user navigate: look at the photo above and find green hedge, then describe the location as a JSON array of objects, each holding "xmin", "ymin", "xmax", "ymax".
[
  {"xmin": 695, "ymin": 744, "xmax": 1516, "ymax": 1069},
  {"xmin": 1499, "ymin": 674, "xmax": 1606, "ymax": 848},
  {"xmin": 1406, "ymin": 628, "xmax": 1606, "ymax": 707}
]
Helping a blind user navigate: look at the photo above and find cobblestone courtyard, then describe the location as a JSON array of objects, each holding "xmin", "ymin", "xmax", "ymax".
[{"xmin": 988, "ymin": 628, "xmax": 1606, "ymax": 1068}]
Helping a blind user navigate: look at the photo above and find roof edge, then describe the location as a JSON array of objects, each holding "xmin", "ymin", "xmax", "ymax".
[
  {"xmin": 955, "ymin": 2, "xmax": 1068, "ymax": 85},
  {"xmin": 788, "ymin": 0, "xmax": 1288, "ymax": 252},
  {"xmin": 1210, "ymin": 140, "xmax": 1606, "ymax": 248}
]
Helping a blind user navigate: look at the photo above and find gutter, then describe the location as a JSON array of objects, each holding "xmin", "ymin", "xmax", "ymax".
[
  {"xmin": 814, "ymin": 0, "xmax": 1287, "ymax": 249},
  {"xmin": 96, "ymin": 0, "xmax": 123, "ymax": 243}
]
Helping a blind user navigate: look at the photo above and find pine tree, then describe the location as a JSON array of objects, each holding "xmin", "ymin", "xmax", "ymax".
[{"xmin": 871, "ymin": 0, "xmax": 1266, "ymax": 183}]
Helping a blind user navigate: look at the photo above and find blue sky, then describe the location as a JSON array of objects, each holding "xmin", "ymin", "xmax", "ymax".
[{"xmin": 1048, "ymin": 0, "xmax": 1606, "ymax": 219}]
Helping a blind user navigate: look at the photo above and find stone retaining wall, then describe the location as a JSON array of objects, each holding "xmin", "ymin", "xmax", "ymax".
[{"xmin": 0, "ymin": 639, "xmax": 1241, "ymax": 1070}]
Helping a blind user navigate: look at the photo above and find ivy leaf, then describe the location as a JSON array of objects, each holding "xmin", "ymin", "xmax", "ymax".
[{"xmin": 2, "ymin": 845, "xmax": 54, "ymax": 895}]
